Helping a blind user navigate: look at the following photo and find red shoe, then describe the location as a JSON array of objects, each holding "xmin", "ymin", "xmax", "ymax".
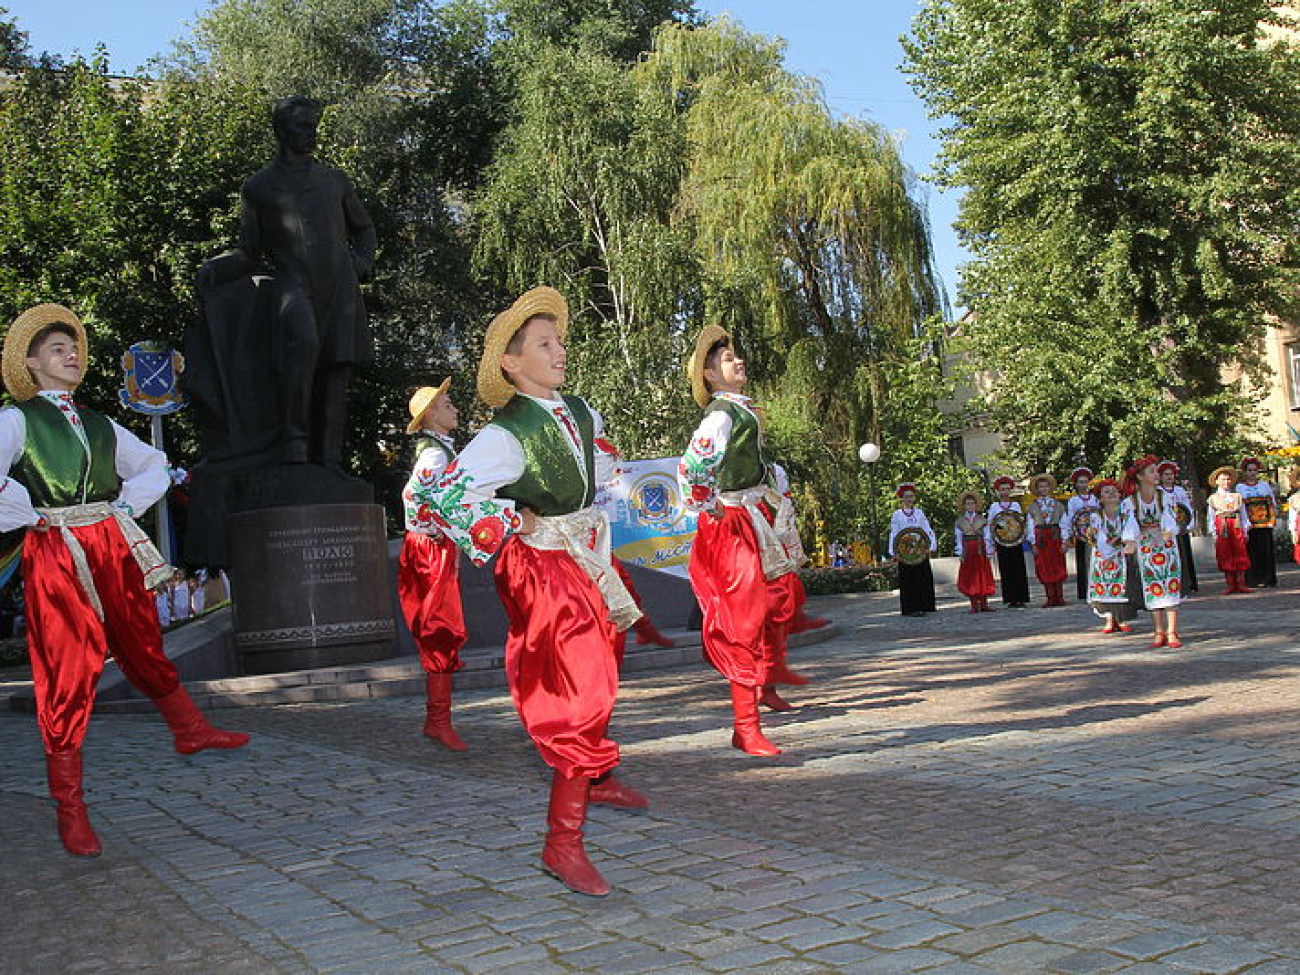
[
  {"xmin": 768, "ymin": 662, "xmax": 809, "ymax": 687},
  {"xmin": 1118, "ymin": 623, "xmax": 1133, "ymax": 633},
  {"xmin": 1166, "ymin": 633, "xmax": 1183, "ymax": 649},
  {"xmin": 589, "ymin": 774, "xmax": 649, "ymax": 809},
  {"xmin": 422, "ymin": 673, "xmax": 468, "ymax": 751},
  {"xmin": 1101, "ymin": 620, "xmax": 1117, "ymax": 634},
  {"xmin": 1150, "ymin": 633, "xmax": 1167, "ymax": 648},
  {"xmin": 730, "ymin": 684, "xmax": 781, "ymax": 756},
  {"xmin": 790, "ymin": 612, "xmax": 830, "ymax": 633},
  {"xmin": 632, "ymin": 619, "xmax": 676, "ymax": 647},
  {"xmin": 758, "ymin": 686, "xmax": 795, "ymax": 712},
  {"xmin": 154, "ymin": 687, "xmax": 250, "ymax": 755},
  {"xmin": 540, "ymin": 772, "xmax": 610, "ymax": 896}
]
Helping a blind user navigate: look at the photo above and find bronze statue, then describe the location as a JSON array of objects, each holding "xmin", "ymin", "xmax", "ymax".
[
  {"xmin": 185, "ymin": 96, "xmax": 378, "ymax": 566},
  {"xmin": 192, "ymin": 95, "xmax": 377, "ymax": 467}
]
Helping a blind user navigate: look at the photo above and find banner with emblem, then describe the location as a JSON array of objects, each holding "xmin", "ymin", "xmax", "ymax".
[
  {"xmin": 595, "ymin": 456, "xmax": 698, "ymax": 577},
  {"xmin": 119, "ymin": 341, "xmax": 186, "ymax": 416}
]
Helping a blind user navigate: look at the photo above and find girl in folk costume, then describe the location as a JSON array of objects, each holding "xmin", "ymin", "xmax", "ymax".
[
  {"xmin": 1157, "ymin": 460, "xmax": 1198, "ymax": 596},
  {"xmin": 1289, "ymin": 467, "xmax": 1300, "ymax": 565},
  {"xmin": 954, "ymin": 490, "xmax": 996, "ymax": 613},
  {"xmin": 888, "ymin": 483, "xmax": 938, "ymax": 617},
  {"xmin": 1085, "ymin": 479, "xmax": 1136, "ymax": 634},
  {"xmin": 1064, "ymin": 467, "xmax": 1099, "ymax": 601},
  {"xmin": 410, "ymin": 288, "xmax": 646, "ymax": 897},
  {"xmin": 1236, "ymin": 456, "xmax": 1279, "ymax": 588},
  {"xmin": 987, "ymin": 476, "xmax": 1030, "ymax": 607},
  {"xmin": 398, "ymin": 380, "xmax": 469, "ymax": 750},
  {"xmin": 1027, "ymin": 473, "xmax": 1068, "ymax": 607},
  {"xmin": 678, "ymin": 325, "xmax": 806, "ymax": 757},
  {"xmin": 1207, "ymin": 466, "xmax": 1251, "ymax": 594},
  {"xmin": 1121, "ymin": 455, "xmax": 1184, "ymax": 648}
]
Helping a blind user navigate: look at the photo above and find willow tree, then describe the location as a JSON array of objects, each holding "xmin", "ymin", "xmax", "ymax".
[
  {"xmin": 473, "ymin": 37, "xmax": 702, "ymax": 454},
  {"xmin": 905, "ymin": 0, "xmax": 1300, "ymax": 482},
  {"xmin": 642, "ymin": 20, "xmax": 952, "ymax": 544}
]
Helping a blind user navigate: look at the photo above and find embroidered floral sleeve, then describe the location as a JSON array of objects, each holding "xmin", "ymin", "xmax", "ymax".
[
  {"xmin": 402, "ymin": 443, "xmax": 452, "ymax": 532},
  {"xmin": 677, "ymin": 409, "xmax": 732, "ymax": 512},
  {"xmin": 407, "ymin": 425, "xmax": 525, "ymax": 566}
]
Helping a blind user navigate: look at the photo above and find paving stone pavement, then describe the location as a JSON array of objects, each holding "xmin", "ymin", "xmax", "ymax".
[{"xmin": 2, "ymin": 567, "xmax": 1299, "ymax": 974}]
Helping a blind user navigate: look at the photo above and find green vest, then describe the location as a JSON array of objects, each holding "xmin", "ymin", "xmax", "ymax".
[
  {"xmin": 11, "ymin": 397, "xmax": 121, "ymax": 507},
  {"xmin": 491, "ymin": 394, "xmax": 596, "ymax": 516},
  {"xmin": 707, "ymin": 398, "xmax": 772, "ymax": 492}
]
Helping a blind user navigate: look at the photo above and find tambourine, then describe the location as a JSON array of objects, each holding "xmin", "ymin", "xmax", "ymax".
[
  {"xmin": 1245, "ymin": 496, "xmax": 1276, "ymax": 528},
  {"xmin": 894, "ymin": 527, "xmax": 931, "ymax": 565},
  {"xmin": 990, "ymin": 509, "xmax": 1027, "ymax": 547},
  {"xmin": 1071, "ymin": 510, "xmax": 1093, "ymax": 539}
]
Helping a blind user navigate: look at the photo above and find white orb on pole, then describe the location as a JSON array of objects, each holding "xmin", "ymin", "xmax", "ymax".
[{"xmin": 858, "ymin": 442, "xmax": 881, "ymax": 464}]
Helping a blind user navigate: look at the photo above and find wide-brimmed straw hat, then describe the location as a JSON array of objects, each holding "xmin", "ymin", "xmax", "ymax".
[
  {"xmin": 475, "ymin": 287, "xmax": 569, "ymax": 408},
  {"xmin": 1030, "ymin": 472, "xmax": 1057, "ymax": 493},
  {"xmin": 687, "ymin": 324, "xmax": 731, "ymax": 409},
  {"xmin": 3, "ymin": 303, "xmax": 89, "ymax": 402},
  {"xmin": 956, "ymin": 490, "xmax": 983, "ymax": 509},
  {"xmin": 1208, "ymin": 465, "xmax": 1238, "ymax": 489},
  {"xmin": 405, "ymin": 378, "xmax": 452, "ymax": 434}
]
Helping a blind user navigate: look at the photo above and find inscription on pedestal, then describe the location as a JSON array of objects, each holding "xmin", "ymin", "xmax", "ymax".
[{"xmin": 229, "ymin": 504, "xmax": 396, "ymax": 674}]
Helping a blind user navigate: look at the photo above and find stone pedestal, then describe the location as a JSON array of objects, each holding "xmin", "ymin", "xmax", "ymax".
[{"xmin": 229, "ymin": 504, "xmax": 396, "ymax": 675}]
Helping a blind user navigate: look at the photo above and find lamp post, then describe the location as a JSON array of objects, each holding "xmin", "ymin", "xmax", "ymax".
[{"xmin": 858, "ymin": 442, "xmax": 881, "ymax": 563}]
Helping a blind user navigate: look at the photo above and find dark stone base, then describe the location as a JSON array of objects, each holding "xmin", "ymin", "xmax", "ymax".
[
  {"xmin": 230, "ymin": 504, "xmax": 395, "ymax": 675},
  {"xmin": 185, "ymin": 460, "xmax": 373, "ymax": 569}
]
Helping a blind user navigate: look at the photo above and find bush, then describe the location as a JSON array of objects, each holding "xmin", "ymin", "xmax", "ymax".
[{"xmin": 800, "ymin": 564, "xmax": 896, "ymax": 595}]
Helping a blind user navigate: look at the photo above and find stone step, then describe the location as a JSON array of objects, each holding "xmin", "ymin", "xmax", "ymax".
[{"xmin": 80, "ymin": 623, "xmax": 839, "ymax": 713}]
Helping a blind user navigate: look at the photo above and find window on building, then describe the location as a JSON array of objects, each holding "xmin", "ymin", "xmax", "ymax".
[{"xmin": 1288, "ymin": 341, "xmax": 1300, "ymax": 411}]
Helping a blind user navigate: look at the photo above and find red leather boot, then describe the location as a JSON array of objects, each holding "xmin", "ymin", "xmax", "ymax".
[
  {"xmin": 45, "ymin": 750, "xmax": 101, "ymax": 857},
  {"xmin": 589, "ymin": 771, "xmax": 649, "ymax": 809},
  {"xmin": 758, "ymin": 685, "xmax": 795, "ymax": 712},
  {"xmin": 968, "ymin": 598, "xmax": 980, "ymax": 614},
  {"xmin": 540, "ymin": 770, "xmax": 610, "ymax": 896},
  {"xmin": 632, "ymin": 617, "xmax": 675, "ymax": 647},
  {"xmin": 790, "ymin": 609, "xmax": 829, "ymax": 633},
  {"xmin": 422, "ymin": 673, "xmax": 467, "ymax": 750},
  {"xmin": 154, "ymin": 686, "xmax": 250, "ymax": 755},
  {"xmin": 730, "ymin": 683, "xmax": 781, "ymax": 756}
]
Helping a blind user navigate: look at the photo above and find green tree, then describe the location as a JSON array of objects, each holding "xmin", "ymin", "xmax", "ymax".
[
  {"xmin": 1, "ymin": 6, "xmax": 30, "ymax": 69},
  {"xmin": 647, "ymin": 20, "xmax": 953, "ymax": 549},
  {"xmin": 160, "ymin": 0, "xmax": 507, "ymax": 514},
  {"xmin": 904, "ymin": 0, "xmax": 1300, "ymax": 482}
]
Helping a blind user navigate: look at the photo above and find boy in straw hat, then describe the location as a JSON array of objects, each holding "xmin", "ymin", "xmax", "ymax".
[
  {"xmin": 0, "ymin": 304, "xmax": 249, "ymax": 858},
  {"xmin": 1207, "ymin": 465, "xmax": 1251, "ymax": 594},
  {"xmin": 399, "ymin": 379, "xmax": 469, "ymax": 750},
  {"xmin": 1027, "ymin": 472, "xmax": 1068, "ymax": 607},
  {"xmin": 678, "ymin": 325, "xmax": 806, "ymax": 756},
  {"xmin": 409, "ymin": 286, "xmax": 644, "ymax": 897}
]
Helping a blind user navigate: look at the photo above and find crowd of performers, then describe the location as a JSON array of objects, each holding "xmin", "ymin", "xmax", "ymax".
[
  {"xmin": 5, "ymin": 291, "xmax": 1294, "ymax": 901},
  {"xmin": 888, "ymin": 457, "xmax": 1294, "ymax": 650},
  {"xmin": 398, "ymin": 291, "xmax": 822, "ymax": 898}
]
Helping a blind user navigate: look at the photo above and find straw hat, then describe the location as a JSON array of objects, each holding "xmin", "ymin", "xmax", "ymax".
[
  {"xmin": 956, "ymin": 490, "xmax": 982, "ymax": 509},
  {"xmin": 3, "ymin": 303, "xmax": 89, "ymax": 402},
  {"xmin": 686, "ymin": 324, "xmax": 731, "ymax": 409},
  {"xmin": 405, "ymin": 378, "xmax": 452, "ymax": 434},
  {"xmin": 1207, "ymin": 465, "xmax": 1238, "ymax": 489},
  {"xmin": 475, "ymin": 287, "xmax": 569, "ymax": 408},
  {"xmin": 1030, "ymin": 472, "xmax": 1057, "ymax": 494}
]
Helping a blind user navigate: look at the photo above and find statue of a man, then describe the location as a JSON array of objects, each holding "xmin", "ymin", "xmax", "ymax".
[{"xmin": 203, "ymin": 96, "xmax": 377, "ymax": 467}]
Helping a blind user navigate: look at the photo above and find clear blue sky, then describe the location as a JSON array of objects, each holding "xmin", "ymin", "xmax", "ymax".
[{"xmin": 1, "ymin": 0, "xmax": 968, "ymax": 311}]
